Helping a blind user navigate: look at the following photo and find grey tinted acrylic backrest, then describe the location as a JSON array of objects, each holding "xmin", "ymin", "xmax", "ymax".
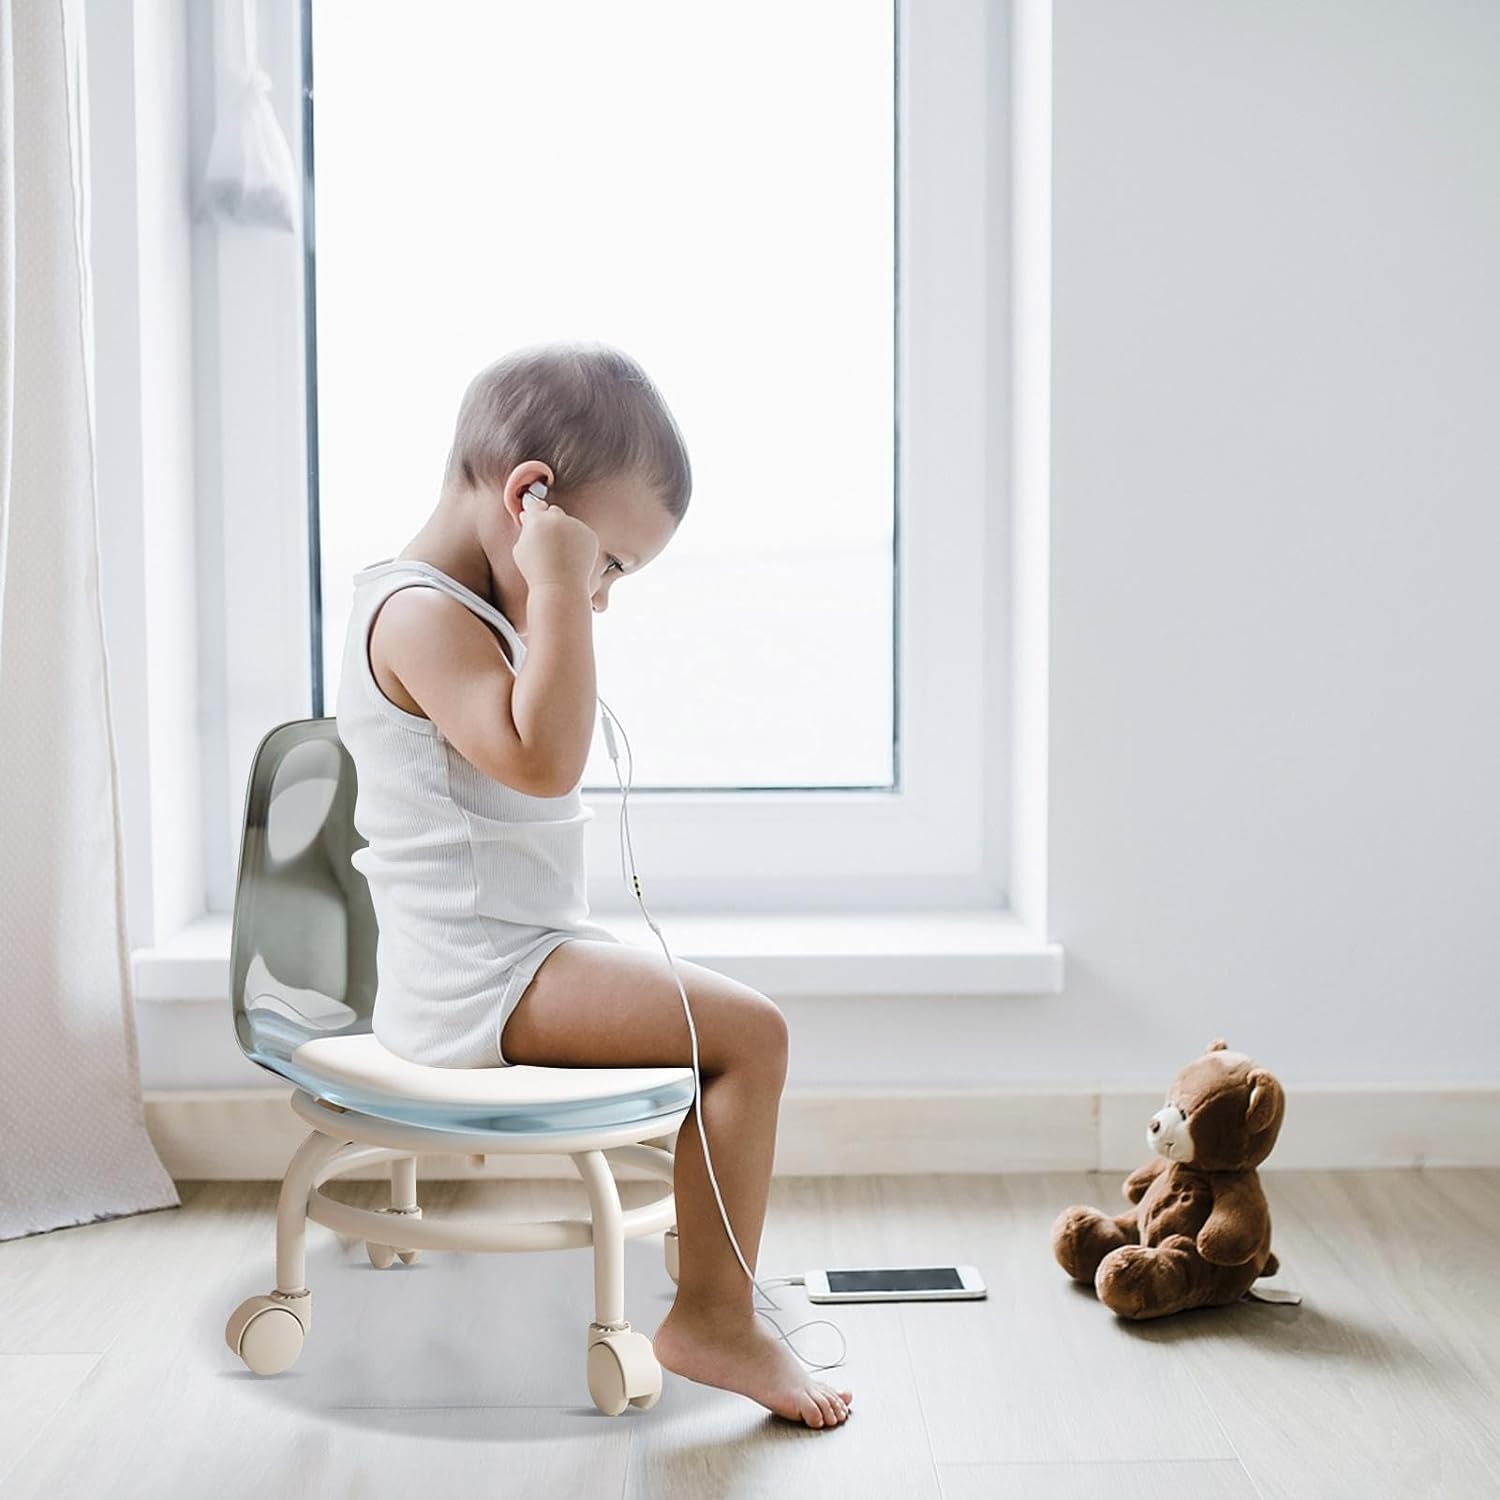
[
  {"xmin": 228, "ymin": 718, "xmax": 700, "ymax": 1135},
  {"xmin": 230, "ymin": 719, "xmax": 377, "ymax": 1083}
]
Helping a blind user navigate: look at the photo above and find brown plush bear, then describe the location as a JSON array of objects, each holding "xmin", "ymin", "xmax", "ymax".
[{"xmin": 1052, "ymin": 1040, "xmax": 1285, "ymax": 1319}]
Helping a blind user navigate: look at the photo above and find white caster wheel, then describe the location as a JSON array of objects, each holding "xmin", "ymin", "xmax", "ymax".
[
  {"xmin": 630, "ymin": 1383, "xmax": 663, "ymax": 1411},
  {"xmin": 587, "ymin": 1328, "xmax": 663, "ymax": 1416},
  {"xmin": 225, "ymin": 1293, "xmax": 307, "ymax": 1375},
  {"xmin": 664, "ymin": 1228, "xmax": 679, "ymax": 1285},
  {"xmin": 372, "ymin": 1206, "xmax": 420, "ymax": 1266}
]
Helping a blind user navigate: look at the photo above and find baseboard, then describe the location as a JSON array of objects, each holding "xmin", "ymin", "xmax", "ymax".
[{"xmin": 143, "ymin": 1082, "xmax": 1500, "ymax": 1181}]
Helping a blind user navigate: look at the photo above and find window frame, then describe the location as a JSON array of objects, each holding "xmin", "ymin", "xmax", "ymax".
[{"xmin": 110, "ymin": 0, "xmax": 1038, "ymax": 943}]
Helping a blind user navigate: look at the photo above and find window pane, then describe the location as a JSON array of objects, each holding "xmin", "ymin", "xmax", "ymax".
[{"xmin": 310, "ymin": 0, "xmax": 895, "ymax": 789}]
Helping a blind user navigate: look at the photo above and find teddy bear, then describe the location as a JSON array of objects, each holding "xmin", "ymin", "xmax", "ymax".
[{"xmin": 1052, "ymin": 1040, "xmax": 1285, "ymax": 1319}]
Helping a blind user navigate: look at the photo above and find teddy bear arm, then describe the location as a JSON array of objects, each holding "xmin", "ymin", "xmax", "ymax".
[
  {"xmin": 1196, "ymin": 1174, "xmax": 1270, "ymax": 1266},
  {"xmin": 1122, "ymin": 1155, "xmax": 1168, "ymax": 1205}
]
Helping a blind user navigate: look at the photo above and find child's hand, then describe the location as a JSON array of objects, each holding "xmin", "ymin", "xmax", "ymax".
[{"xmin": 513, "ymin": 496, "xmax": 600, "ymax": 596}]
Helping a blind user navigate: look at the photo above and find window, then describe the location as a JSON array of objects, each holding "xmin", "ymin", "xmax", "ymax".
[
  {"xmin": 308, "ymin": 0, "xmax": 897, "ymax": 794},
  {"xmin": 172, "ymin": 0, "xmax": 1008, "ymax": 926}
]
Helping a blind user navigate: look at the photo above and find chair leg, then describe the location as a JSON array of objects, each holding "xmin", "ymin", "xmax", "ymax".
[
  {"xmin": 277, "ymin": 1127, "xmax": 356, "ymax": 1296},
  {"xmin": 226, "ymin": 1126, "xmax": 352, "ymax": 1375},
  {"xmin": 643, "ymin": 1131, "xmax": 680, "ymax": 1281},
  {"xmin": 367, "ymin": 1153, "xmax": 422, "ymax": 1268},
  {"xmin": 572, "ymin": 1149, "xmax": 663, "ymax": 1415},
  {"xmin": 387, "ymin": 1152, "xmax": 423, "ymax": 1260},
  {"xmin": 573, "ymin": 1149, "xmax": 625, "ymax": 1328}
]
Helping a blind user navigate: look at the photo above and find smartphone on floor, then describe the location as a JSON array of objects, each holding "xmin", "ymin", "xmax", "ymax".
[{"xmin": 804, "ymin": 1264, "xmax": 987, "ymax": 1302}]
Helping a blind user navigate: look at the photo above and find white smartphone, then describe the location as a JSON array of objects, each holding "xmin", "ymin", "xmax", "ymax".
[{"xmin": 803, "ymin": 1265, "xmax": 987, "ymax": 1303}]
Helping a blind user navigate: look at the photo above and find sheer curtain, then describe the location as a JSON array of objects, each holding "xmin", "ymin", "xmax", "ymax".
[{"xmin": 0, "ymin": 0, "xmax": 178, "ymax": 1238}]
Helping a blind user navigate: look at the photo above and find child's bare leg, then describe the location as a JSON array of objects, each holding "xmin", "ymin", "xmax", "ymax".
[{"xmin": 499, "ymin": 939, "xmax": 852, "ymax": 1428}]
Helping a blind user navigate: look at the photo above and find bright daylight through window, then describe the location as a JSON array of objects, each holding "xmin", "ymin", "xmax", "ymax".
[{"xmin": 306, "ymin": 0, "xmax": 896, "ymax": 790}]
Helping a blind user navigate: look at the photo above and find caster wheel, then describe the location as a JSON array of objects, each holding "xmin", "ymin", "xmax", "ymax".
[
  {"xmin": 664, "ymin": 1228, "xmax": 679, "ymax": 1285},
  {"xmin": 225, "ymin": 1294, "xmax": 307, "ymax": 1375},
  {"xmin": 587, "ymin": 1328, "xmax": 662, "ymax": 1417},
  {"xmin": 376, "ymin": 1206, "xmax": 420, "ymax": 1266}
]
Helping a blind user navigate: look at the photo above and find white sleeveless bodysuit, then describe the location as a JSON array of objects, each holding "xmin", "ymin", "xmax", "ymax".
[{"xmin": 334, "ymin": 558, "xmax": 625, "ymax": 1067}]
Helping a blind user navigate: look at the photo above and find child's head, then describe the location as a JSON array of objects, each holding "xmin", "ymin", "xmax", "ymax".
[{"xmin": 442, "ymin": 341, "xmax": 689, "ymax": 608}]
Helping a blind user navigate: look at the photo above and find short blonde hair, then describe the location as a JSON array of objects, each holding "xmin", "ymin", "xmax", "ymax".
[{"xmin": 442, "ymin": 340, "xmax": 692, "ymax": 523}]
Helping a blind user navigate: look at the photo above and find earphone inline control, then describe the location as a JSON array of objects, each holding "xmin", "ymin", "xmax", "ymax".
[{"xmin": 520, "ymin": 478, "xmax": 847, "ymax": 1374}]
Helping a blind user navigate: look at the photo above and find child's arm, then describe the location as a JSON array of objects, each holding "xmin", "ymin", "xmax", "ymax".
[
  {"xmin": 371, "ymin": 585, "xmax": 589, "ymax": 797},
  {"xmin": 506, "ymin": 581, "xmax": 598, "ymax": 794}
]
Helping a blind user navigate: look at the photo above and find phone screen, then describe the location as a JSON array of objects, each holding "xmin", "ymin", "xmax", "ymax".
[{"xmin": 825, "ymin": 1267, "xmax": 964, "ymax": 1293}]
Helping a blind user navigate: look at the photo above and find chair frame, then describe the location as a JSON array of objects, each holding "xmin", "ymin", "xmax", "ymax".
[
  {"xmin": 227, "ymin": 1093, "xmax": 686, "ymax": 1413},
  {"xmin": 222, "ymin": 720, "xmax": 689, "ymax": 1416}
]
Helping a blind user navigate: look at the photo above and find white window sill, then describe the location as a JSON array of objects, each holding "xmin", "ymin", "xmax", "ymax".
[{"xmin": 132, "ymin": 910, "xmax": 1064, "ymax": 1003}]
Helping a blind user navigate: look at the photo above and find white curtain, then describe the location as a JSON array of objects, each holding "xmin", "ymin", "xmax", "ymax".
[{"xmin": 0, "ymin": 0, "xmax": 179, "ymax": 1238}]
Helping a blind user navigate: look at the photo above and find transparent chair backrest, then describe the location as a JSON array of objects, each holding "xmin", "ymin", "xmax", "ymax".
[
  {"xmin": 227, "ymin": 719, "xmax": 699, "ymax": 1135},
  {"xmin": 230, "ymin": 719, "xmax": 376, "ymax": 1081}
]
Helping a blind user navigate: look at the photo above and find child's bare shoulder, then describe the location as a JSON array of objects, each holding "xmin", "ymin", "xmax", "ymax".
[
  {"xmin": 369, "ymin": 585, "xmax": 517, "ymax": 716},
  {"xmin": 369, "ymin": 585, "xmax": 538, "ymax": 790}
]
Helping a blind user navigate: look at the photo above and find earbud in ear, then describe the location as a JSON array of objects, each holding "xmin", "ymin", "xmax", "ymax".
[{"xmin": 522, "ymin": 480, "xmax": 550, "ymax": 512}]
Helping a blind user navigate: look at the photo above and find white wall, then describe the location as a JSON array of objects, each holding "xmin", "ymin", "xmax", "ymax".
[
  {"xmin": 1035, "ymin": 0, "xmax": 1500, "ymax": 1085},
  {"xmin": 129, "ymin": 0, "xmax": 1500, "ymax": 1094},
  {"xmin": 787, "ymin": 0, "xmax": 1500, "ymax": 1092}
]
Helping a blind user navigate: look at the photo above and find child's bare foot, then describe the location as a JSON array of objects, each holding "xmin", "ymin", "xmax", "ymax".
[{"xmin": 654, "ymin": 1300, "xmax": 853, "ymax": 1428}]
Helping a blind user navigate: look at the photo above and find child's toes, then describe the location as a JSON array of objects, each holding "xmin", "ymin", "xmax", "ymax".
[{"xmin": 798, "ymin": 1390, "xmax": 826, "ymax": 1427}]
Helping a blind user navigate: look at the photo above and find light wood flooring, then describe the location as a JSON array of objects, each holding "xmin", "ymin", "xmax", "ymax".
[{"xmin": 2, "ymin": 1169, "xmax": 1499, "ymax": 1499}]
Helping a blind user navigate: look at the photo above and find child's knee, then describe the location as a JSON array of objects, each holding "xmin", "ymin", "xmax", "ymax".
[
  {"xmin": 740, "ymin": 992, "xmax": 789, "ymax": 1075},
  {"xmin": 690, "ymin": 975, "xmax": 788, "ymax": 1076}
]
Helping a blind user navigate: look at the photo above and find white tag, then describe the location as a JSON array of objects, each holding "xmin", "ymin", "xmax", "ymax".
[{"xmin": 1245, "ymin": 1284, "xmax": 1303, "ymax": 1305}]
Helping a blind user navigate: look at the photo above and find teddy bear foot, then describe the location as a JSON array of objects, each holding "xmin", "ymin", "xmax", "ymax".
[
  {"xmin": 1096, "ymin": 1239, "xmax": 1206, "ymax": 1320},
  {"xmin": 1052, "ymin": 1205, "xmax": 1137, "ymax": 1286}
]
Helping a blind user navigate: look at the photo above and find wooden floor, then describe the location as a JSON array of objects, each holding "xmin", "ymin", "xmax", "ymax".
[{"xmin": 2, "ymin": 1169, "xmax": 1499, "ymax": 1499}]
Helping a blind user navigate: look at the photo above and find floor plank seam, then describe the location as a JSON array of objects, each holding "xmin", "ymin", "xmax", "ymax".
[
  {"xmin": 936, "ymin": 1458, "xmax": 1258, "ymax": 1468},
  {"xmin": 895, "ymin": 1295, "xmax": 944, "ymax": 1491},
  {"xmin": 620, "ymin": 1425, "xmax": 636, "ymax": 1500},
  {"xmin": 0, "ymin": 1349, "xmax": 104, "ymax": 1495},
  {"xmin": 1182, "ymin": 1351, "xmax": 1269, "ymax": 1500},
  {"xmin": 323, "ymin": 1402, "xmax": 626, "ymax": 1412}
]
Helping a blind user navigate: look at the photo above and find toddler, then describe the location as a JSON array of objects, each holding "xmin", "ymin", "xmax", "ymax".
[{"xmin": 335, "ymin": 341, "xmax": 852, "ymax": 1428}]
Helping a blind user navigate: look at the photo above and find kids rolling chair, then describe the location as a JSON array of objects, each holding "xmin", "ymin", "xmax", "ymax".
[{"xmin": 222, "ymin": 718, "xmax": 694, "ymax": 1415}]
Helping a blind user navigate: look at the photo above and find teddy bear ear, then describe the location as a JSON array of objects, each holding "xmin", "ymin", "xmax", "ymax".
[
  {"xmin": 1206, "ymin": 1038, "xmax": 1228, "ymax": 1053},
  {"xmin": 1246, "ymin": 1069, "xmax": 1284, "ymax": 1133}
]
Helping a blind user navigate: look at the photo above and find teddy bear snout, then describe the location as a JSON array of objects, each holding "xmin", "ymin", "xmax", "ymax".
[{"xmin": 1147, "ymin": 1104, "xmax": 1193, "ymax": 1162}]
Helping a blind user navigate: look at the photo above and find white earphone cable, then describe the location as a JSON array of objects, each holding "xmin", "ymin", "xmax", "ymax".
[
  {"xmin": 519, "ymin": 482, "xmax": 844, "ymax": 1372},
  {"xmin": 595, "ymin": 692, "xmax": 847, "ymax": 1374}
]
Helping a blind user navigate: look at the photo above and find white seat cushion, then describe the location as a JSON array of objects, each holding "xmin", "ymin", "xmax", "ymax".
[{"xmin": 291, "ymin": 1033, "xmax": 693, "ymax": 1110}]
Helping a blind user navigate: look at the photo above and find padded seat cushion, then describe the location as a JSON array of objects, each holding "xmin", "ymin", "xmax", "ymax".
[
  {"xmin": 282, "ymin": 1033, "xmax": 697, "ymax": 1137},
  {"xmin": 294, "ymin": 1033, "xmax": 693, "ymax": 1107}
]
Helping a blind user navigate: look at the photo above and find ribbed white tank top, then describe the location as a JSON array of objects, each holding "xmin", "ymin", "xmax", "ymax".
[{"xmin": 333, "ymin": 559, "xmax": 617, "ymax": 1063}]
